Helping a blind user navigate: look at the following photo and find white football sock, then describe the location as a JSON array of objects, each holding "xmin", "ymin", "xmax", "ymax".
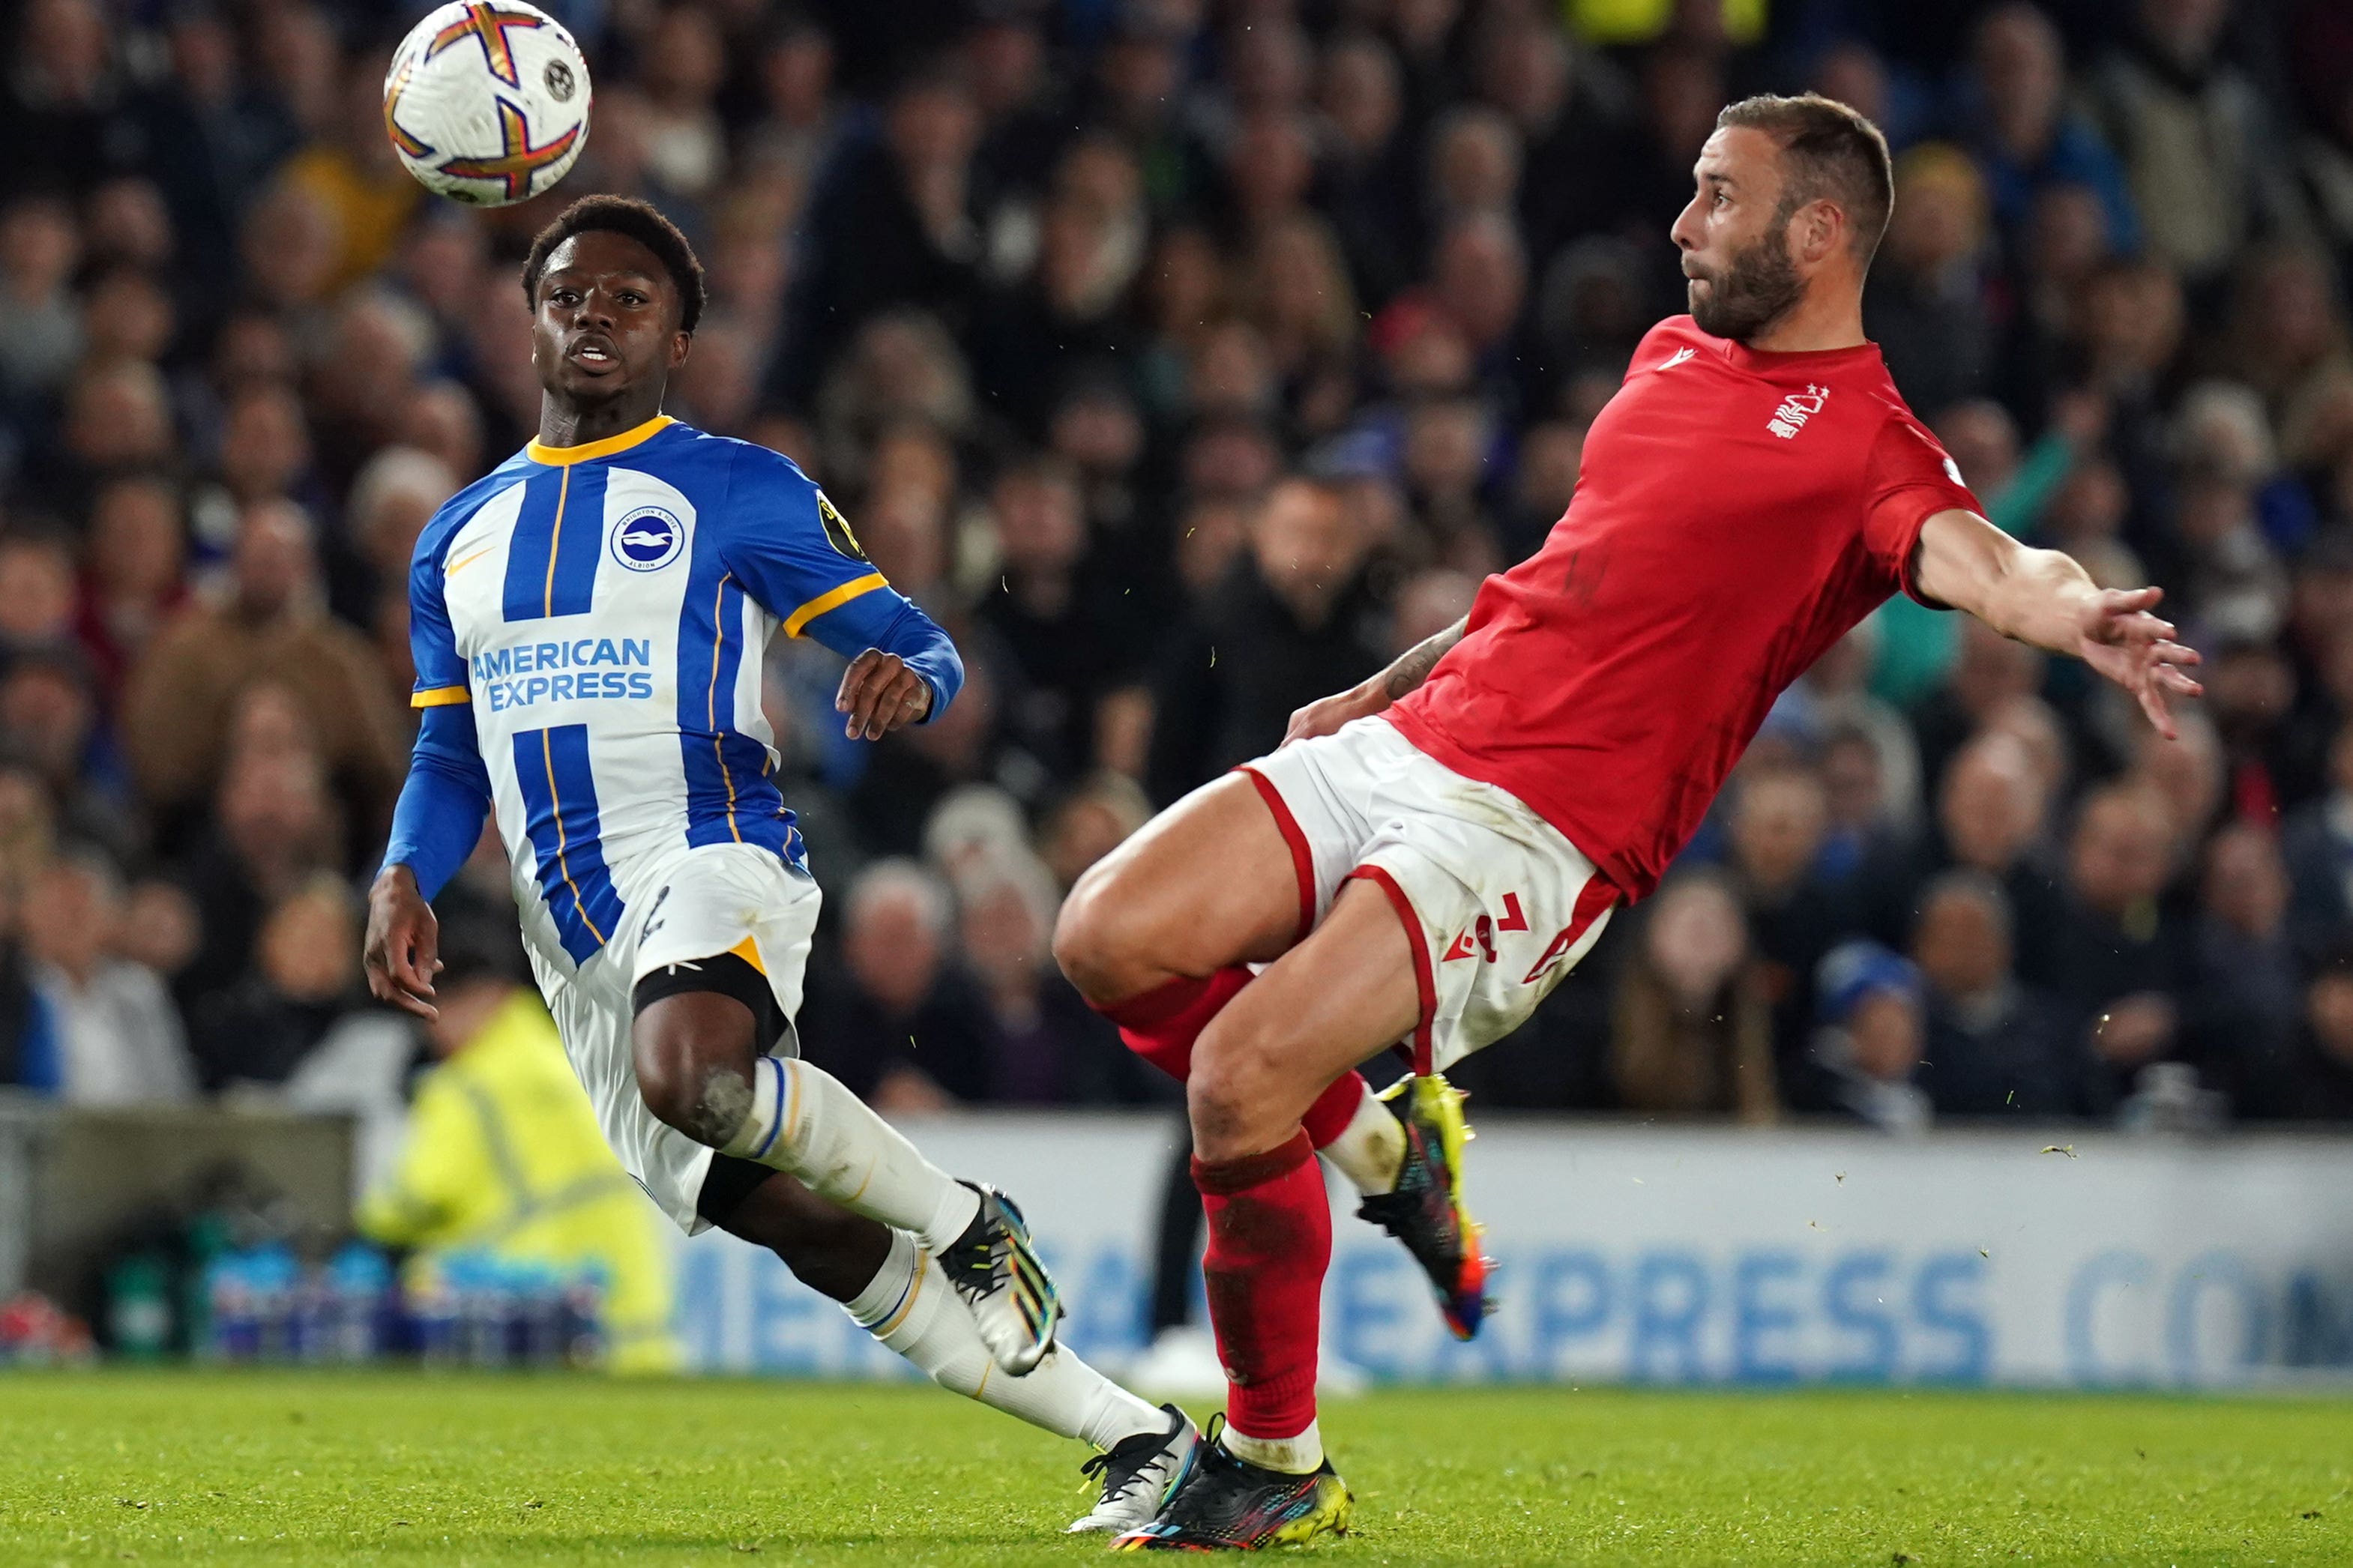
[
  {"xmin": 846, "ymin": 1231, "xmax": 1163, "ymax": 1450},
  {"xmin": 1222, "ymin": 1420, "xmax": 1323, "ymax": 1474},
  {"xmin": 1319, "ymin": 1079, "xmax": 1406, "ymax": 1195},
  {"xmin": 720, "ymin": 1056, "xmax": 979, "ymax": 1251}
]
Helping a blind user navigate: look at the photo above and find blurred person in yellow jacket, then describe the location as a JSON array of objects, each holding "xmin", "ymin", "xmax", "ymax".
[{"xmin": 358, "ymin": 917, "xmax": 678, "ymax": 1372}]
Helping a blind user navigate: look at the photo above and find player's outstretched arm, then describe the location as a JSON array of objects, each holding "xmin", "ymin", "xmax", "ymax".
[
  {"xmin": 1911, "ymin": 507, "xmax": 2203, "ymax": 738},
  {"xmin": 1283, "ymin": 615, "xmax": 1468, "ymax": 746},
  {"xmin": 365, "ymin": 702, "xmax": 493, "ymax": 1020}
]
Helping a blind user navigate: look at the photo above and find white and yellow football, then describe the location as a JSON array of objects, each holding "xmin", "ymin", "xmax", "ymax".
[{"xmin": 384, "ymin": 1, "xmax": 591, "ymax": 207}]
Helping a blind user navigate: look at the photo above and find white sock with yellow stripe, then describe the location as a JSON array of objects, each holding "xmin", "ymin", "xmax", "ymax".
[
  {"xmin": 846, "ymin": 1231, "xmax": 1163, "ymax": 1450},
  {"xmin": 720, "ymin": 1057, "xmax": 978, "ymax": 1251}
]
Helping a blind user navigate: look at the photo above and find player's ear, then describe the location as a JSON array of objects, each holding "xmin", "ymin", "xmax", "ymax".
[
  {"xmin": 669, "ymin": 330, "xmax": 692, "ymax": 371},
  {"xmin": 1795, "ymin": 199, "xmax": 1843, "ymax": 266}
]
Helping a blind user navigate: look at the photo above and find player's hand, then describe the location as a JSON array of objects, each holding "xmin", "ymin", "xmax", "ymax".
[
  {"xmin": 364, "ymin": 865, "xmax": 442, "ymax": 1021},
  {"xmin": 2076, "ymin": 586, "xmax": 2202, "ymax": 740},
  {"xmin": 836, "ymin": 649, "xmax": 933, "ymax": 740},
  {"xmin": 1283, "ymin": 681, "xmax": 1388, "ymax": 747}
]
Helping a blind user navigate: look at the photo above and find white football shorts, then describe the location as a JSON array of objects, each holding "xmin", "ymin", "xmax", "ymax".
[
  {"xmin": 522, "ymin": 840, "xmax": 819, "ymax": 1234},
  {"xmin": 1238, "ymin": 717, "xmax": 1618, "ymax": 1073}
]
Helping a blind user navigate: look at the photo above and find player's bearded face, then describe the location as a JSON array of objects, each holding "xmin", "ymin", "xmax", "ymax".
[{"xmin": 1685, "ymin": 199, "xmax": 1806, "ymax": 343}]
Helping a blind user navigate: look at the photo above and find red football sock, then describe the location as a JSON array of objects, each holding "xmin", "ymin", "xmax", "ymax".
[
  {"xmin": 1193, "ymin": 1129, "xmax": 1329, "ymax": 1442},
  {"xmin": 1100, "ymin": 974, "xmax": 1368, "ymax": 1148}
]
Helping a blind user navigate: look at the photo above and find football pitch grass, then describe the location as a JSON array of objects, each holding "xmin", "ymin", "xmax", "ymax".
[{"xmin": 3, "ymin": 1374, "xmax": 2350, "ymax": 1566}]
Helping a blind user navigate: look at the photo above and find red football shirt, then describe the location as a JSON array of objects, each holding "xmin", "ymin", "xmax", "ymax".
[{"xmin": 1385, "ymin": 315, "xmax": 1980, "ymax": 901}]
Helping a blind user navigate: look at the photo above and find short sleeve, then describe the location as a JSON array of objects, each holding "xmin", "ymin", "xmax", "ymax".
[
  {"xmin": 714, "ymin": 444, "xmax": 890, "ymax": 633},
  {"xmin": 1863, "ymin": 413, "xmax": 1982, "ymax": 606},
  {"xmin": 408, "ymin": 511, "xmax": 471, "ymax": 708}
]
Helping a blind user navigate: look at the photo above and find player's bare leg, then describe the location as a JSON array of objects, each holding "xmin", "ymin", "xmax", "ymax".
[
  {"xmin": 708, "ymin": 1169, "xmax": 1197, "ymax": 1533},
  {"xmin": 1106, "ymin": 881, "xmax": 1417, "ymax": 1549},
  {"xmin": 631, "ymin": 980, "xmax": 1057, "ymax": 1373},
  {"xmin": 1055, "ymin": 774, "xmax": 1302, "ymax": 998},
  {"xmin": 1059, "ymin": 774, "xmax": 1492, "ymax": 1337},
  {"xmin": 1058, "ymin": 776, "xmax": 1405, "ymax": 1182}
]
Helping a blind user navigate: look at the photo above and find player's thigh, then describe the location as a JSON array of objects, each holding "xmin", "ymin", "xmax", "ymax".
[
  {"xmin": 1056, "ymin": 771, "xmax": 1307, "ymax": 993},
  {"xmin": 545, "ymin": 979, "xmax": 714, "ymax": 1234},
  {"xmin": 1187, "ymin": 878, "xmax": 1420, "ymax": 1157}
]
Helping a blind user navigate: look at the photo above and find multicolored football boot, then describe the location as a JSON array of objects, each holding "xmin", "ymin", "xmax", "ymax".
[
  {"xmin": 1355, "ymin": 1072, "xmax": 1494, "ymax": 1339},
  {"xmin": 1110, "ymin": 1417, "xmax": 1353, "ymax": 1552},
  {"xmin": 939, "ymin": 1180, "xmax": 1061, "ymax": 1374}
]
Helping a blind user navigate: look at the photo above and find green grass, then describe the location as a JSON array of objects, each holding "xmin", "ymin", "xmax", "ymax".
[{"xmin": 1, "ymin": 1374, "xmax": 2350, "ymax": 1566}]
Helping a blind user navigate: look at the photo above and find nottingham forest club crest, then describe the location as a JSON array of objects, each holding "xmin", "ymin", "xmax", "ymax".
[
  {"xmin": 816, "ymin": 490, "xmax": 867, "ymax": 561},
  {"xmin": 610, "ymin": 506, "xmax": 684, "ymax": 572}
]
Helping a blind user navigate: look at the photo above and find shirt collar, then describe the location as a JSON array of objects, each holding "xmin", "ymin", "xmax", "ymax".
[{"xmin": 526, "ymin": 414, "xmax": 675, "ymax": 466}]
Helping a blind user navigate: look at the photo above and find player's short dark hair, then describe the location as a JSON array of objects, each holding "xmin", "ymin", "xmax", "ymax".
[
  {"xmin": 520, "ymin": 195, "xmax": 708, "ymax": 333},
  {"xmin": 1715, "ymin": 93, "xmax": 1893, "ymax": 265}
]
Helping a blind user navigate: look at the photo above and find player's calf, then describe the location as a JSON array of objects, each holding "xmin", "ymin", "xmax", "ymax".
[{"xmin": 628, "ymin": 953, "xmax": 1058, "ymax": 1372}]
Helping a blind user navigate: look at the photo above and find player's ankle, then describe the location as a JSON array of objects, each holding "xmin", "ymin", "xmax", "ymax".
[
  {"xmin": 1319, "ymin": 1081, "xmax": 1406, "ymax": 1195},
  {"xmin": 1222, "ymin": 1420, "xmax": 1322, "ymax": 1475},
  {"xmin": 921, "ymin": 1179, "xmax": 983, "ymax": 1255}
]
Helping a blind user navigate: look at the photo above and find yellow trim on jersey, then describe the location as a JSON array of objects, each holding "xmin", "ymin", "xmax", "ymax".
[
  {"xmin": 781, "ymin": 572, "xmax": 888, "ymax": 639},
  {"xmin": 541, "ymin": 463, "xmax": 571, "ymax": 615},
  {"xmin": 707, "ymin": 573, "xmax": 743, "ymax": 844},
  {"xmin": 412, "ymin": 686, "xmax": 471, "ymax": 708},
  {"xmin": 526, "ymin": 414, "xmax": 675, "ymax": 466},
  {"xmin": 726, "ymin": 935, "xmax": 764, "ymax": 974}
]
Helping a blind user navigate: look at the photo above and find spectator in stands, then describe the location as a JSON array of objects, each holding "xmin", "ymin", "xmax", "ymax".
[
  {"xmin": 1717, "ymin": 764, "xmax": 1852, "ymax": 1068},
  {"xmin": 1807, "ymin": 941, "xmax": 1933, "ymax": 1134},
  {"xmin": 2052, "ymin": 783, "xmax": 2187, "ymax": 1112},
  {"xmin": 1911, "ymin": 869, "xmax": 2078, "ymax": 1116},
  {"xmin": 2283, "ymin": 717, "xmax": 2353, "ymax": 960},
  {"xmin": 1039, "ymin": 771, "xmax": 1153, "ymax": 894},
  {"xmin": 169, "ymin": 741, "xmax": 339, "ymax": 1020},
  {"xmin": 0, "ymin": 196, "xmax": 83, "ymax": 408},
  {"xmin": 2089, "ymin": 0, "xmax": 2310, "ymax": 291},
  {"xmin": 2262, "ymin": 941, "xmax": 2353, "ymax": 1120},
  {"xmin": 1965, "ymin": 4, "xmax": 2140, "ymax": 254},
  {"xmin": 73, "ymin": 475, "xmax": 188, "ymax": 705},
  {"xmin": 123, "ymin": 497, "xmax": 403, "ymax": 838},
  {"xmin": 802, "ymin": 857, "xmax": 993, "ymax": 1109},
  {"xmin": 1148, "ymin": 476, "xmax": 1385, "ymax": 800},
  {"xmin": 1610, "ymin": 870, "xmax": 1777, "ymax": 1121},
  {"xmin": 953, "ymin": 851, "xmax": 1134, "ymax": 1104},
  {"xmin": 2184, "ymin": 823, "xmax": 2303, "ymax": 1110},
  {"xmin": 187, "ymin": 875, "xmax": 382, "ymax": 1091},
  {"xmin": 20, "ymin": 847, "xmax": 192, "ymax": 1106},
  {"xmin": 1867, "ymin": 145, "xmax": 1995, "ymax": 418},
  {"xmin": 0, "ymin": 876, "xmax": 58, "ymax": 1094},
  {"xmin": 0, "ymin": 643, "xmax": 134, "ymax": 863},
  {"xmin": 977, "ymin": 456, "xmax": 1137, "ymax": 783},
  {"xmin": 0, "ymin": 531, "xmax": 83, "ymax": 657},
  {"xmin": 768, "ymin": 69, "xmax": 984, "ymax": 417}
]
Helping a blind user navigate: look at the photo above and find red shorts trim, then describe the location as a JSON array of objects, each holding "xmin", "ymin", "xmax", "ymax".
[
  {"xmin": 1236, "ymin": 765, "xmax": 1316, "ymax": 944},
  {"xmin": 1347, "ymin": 865, "xmax": 1437, "ymax": 1076}
]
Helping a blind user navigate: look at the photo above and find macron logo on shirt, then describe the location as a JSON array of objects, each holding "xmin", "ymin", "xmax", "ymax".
[{"xmin": 1659, "ymin": 346, "xmax": 1696, "ymax": 370}]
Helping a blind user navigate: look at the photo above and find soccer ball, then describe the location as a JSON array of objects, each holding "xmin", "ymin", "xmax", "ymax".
[{"xmin": 384, "ymin": 2, "xmax": 591, "ymax": 208}]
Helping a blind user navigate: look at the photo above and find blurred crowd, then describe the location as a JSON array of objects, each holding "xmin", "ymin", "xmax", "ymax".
[{"xmin": 1, "ymin": 0, "xmax": 2352, "ymax": 1134}]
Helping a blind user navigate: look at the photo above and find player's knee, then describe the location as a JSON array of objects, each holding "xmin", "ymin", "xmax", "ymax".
[
  {"xmin": 630, "ymin": 1008, "xmax": 753, "ymax": 1147},
  {"xmin": 1187, "ymin": 1019, "xmax": 1292, "ymax": 1151},
  {"xmin": 1051, "ymin": 863, "xmax": 1141, "ymax": 1002}
]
